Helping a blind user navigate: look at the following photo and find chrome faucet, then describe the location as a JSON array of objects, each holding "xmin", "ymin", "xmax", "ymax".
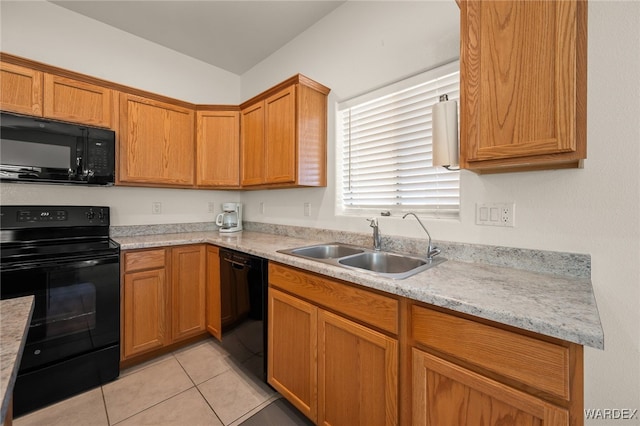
[
  {"xmin": 402, "ymin": 212, "xmax": 441, "ymax": 260},
  {"xmin": 366, "ymin": 218, "xmax": 382, "ymax": 251}
]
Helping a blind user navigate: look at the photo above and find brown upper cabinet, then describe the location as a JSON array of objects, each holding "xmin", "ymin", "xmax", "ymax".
[
  {"xmin": 118, "ymin": 93, "xmax": 195, "ymax": 187},
  {"xmin": 0, "ymin": 62, "xmax": 43, "ymax": 116},
  {"xmin": 241, "ymin": 75, "xmax": 330, "ymax": 188},
  {"xmin": 460, "ymin": 0, "xmax": 587, "ymax": 173},
  {"xmin": 1, "ymin": 55, "xmax": 331, "ymax": 189},
  {"xmin": 43, "ymin": 74, "xmax": 115, "ymax": 128},
  {"xmin": 0, "ymin": 61, "xmax": 114, "ymax": 128},
  {"xmin": 196, "ymin": 109, "xmax": 241, "ymax": 188}
]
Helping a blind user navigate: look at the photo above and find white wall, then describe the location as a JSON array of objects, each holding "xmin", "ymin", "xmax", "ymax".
[
  {"xmin": 0, "ymin": 0, "xmax": 240, "ymax": 104},
  {"xmin": 0, "ymin": 0, "xmax": 242, "ymax": 224},
  {"xmin": 240, "ymin": 0, "xmax": 640, "ymax": 417},
  {"xmin": 1, "ymin": 0, "xmax": 639, "ymax": 417}
]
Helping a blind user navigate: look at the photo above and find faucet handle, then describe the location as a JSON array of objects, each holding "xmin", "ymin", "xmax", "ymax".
[
  {"xmin": 428, "ymin": 247, "xmax": 441, "ymax": 259},
  {"xmin": 366, "ymin": 218, "xmax": 378, "ymax": 227}
]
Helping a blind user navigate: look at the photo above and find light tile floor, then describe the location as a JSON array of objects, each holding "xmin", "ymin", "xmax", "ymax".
[{"xmin": 14, "ymin": 329, "xmax": 282, "ymax": 426}]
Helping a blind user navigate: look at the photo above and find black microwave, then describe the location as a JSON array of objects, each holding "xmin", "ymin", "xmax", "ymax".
[{"xmin": 0, "ymin": 112, "xmax": 115, "ymax": 186}]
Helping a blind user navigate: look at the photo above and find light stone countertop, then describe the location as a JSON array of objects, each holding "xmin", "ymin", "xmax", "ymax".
[
  {"xmin": 1, "ymin": 296, "xmax": 34, "ymax": 423},
  {"xmin": 114, "ymin": 230, "xmax": 604, "ymax": 350}
]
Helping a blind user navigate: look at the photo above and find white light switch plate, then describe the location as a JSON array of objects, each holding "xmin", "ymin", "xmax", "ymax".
[{"xmin": 476, "ymin": 203, "xmax": 515, "ymax": 227}]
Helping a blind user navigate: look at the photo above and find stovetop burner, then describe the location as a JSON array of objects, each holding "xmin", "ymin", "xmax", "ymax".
[{"xmin": 1, "ymin": 205, "xmax": 119, "ymax": 268}]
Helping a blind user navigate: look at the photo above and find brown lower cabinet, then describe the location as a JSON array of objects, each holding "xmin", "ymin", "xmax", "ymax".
[
  {"xmin": 269, "ymin": 262, "xmax": 584, "ymax": 426},
  {"xmin": 121, "ymin": 244, "xmax": 210, "ymax": 361},
  {"xmin": 121, "ymin": 251, "xmax": 584, "ymax": 425},
  {"xmin": 318, "ymin": 310, "xmax": 398, "ymax": 426},
  {"xmin": 268, "ymin": 263, "xmax": 399, "ymax": 426},
  {"xmin": 205, "ymin": 245, "xmax": 222, "ymax": 340},
  {"xmin": 412, "ymin": 349, "xmax": 568, "ymax": 425}
]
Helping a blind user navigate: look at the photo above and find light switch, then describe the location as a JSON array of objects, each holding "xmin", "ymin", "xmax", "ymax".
[{"xmin": 476, "ymin": 202, "xmax": 515, "ymax": 227}]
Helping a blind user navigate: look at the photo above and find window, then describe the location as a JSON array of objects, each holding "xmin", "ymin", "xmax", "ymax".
[{"xmin": 338, "ymin": 61, "xmax": 460, "ymax": 218}]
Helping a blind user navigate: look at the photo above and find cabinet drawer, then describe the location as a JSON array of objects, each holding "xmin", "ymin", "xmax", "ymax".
[
  {"xmin": 124, "ymin": 249, "xmax": 166, "ymax": 272},
  {"xmin": 269, "ymin": 263, "xmax": 398, "ymax": 335},
  {"xmin": 411, "ymin": 305, "xmax": 570, "ymax": 400}
]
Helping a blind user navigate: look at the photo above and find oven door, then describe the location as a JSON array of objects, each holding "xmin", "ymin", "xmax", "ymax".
[{"xmin": 0, "ymin": 254, "xmax": 120, "ymax": 372}]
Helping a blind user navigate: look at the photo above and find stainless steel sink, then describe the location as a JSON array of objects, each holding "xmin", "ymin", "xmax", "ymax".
[
  {"xmin": 278, "ymin": 242, "xmax": 445, "ymax": 279},
  {"xmin": 290, "ymin": 243, "xmax": 364, "ymax": 259},
  {"xmin": 339, "ymin": 251, "xmax": 426, "ymax": 273}
]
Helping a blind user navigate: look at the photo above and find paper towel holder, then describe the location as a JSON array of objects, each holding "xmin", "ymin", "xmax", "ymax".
[{"xmin": 432, "ymin": 94, "xmax": 460, "ymax": 171}]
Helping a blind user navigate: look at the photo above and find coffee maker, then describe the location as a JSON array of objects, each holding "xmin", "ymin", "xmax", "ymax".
[{"xmin": 215, "ymin": 202, "xmax": 242, "ymax": 233}]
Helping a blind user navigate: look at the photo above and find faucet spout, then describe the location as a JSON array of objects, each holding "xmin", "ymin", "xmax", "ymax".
[
  {"xmin": 366, "ymin": 218, "xmax": 382, "ymax": 251},
  {"xmin": 402, "ymin": 212, "xmax": 440, "ymax": 260}
]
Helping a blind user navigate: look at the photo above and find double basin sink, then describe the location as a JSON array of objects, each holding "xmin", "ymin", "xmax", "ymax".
[{"xmin": 278, "ymin": 242, "xmax": 445, "ymax": 280}]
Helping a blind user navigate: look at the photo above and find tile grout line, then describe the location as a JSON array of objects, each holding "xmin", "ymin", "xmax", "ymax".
[
  {"xmin": 100, "ymin": 386, "xmax": 112, "ymax": 426},
  {"xmin": 108, "ymin": 353, "xmax": 194, "ymax": 425},
  {"xmin": 173, "ymin": 345, "xmax": 227, "ymax": 426}
]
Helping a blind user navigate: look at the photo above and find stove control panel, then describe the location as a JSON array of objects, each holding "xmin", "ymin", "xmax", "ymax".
[
  {"xmin": 18, "ymin": 209, "xmax": 68, "ymax": 222},
  {"xmin": 1, "ymin": 206, "xmax": 110, "ymax": 228}
]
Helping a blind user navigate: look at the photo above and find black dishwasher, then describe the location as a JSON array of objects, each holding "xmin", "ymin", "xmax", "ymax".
[{"xmin": 219, "ymin": 248, "xmax": 268, "ymax": 382}]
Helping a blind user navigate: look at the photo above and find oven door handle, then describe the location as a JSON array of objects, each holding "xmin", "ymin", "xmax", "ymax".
[{"xmin": 1, "ymin": 255, "xmax": 119, "ymax": 272}]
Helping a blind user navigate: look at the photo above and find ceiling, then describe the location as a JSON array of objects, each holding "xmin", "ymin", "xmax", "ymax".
[{"xmin": 50, "ymin": 1, "xmax": 345, "ymax": 75}]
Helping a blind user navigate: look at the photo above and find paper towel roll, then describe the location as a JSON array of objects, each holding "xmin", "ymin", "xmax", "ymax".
[{"xmin": 432, "ymin": 98, "xmax": 459, "ymax": 169}]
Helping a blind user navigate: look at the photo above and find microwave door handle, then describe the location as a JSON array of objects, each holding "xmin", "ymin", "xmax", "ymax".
[{"xmin": 83, "ymin": 131, "xmax": 89, "ymax": 178}]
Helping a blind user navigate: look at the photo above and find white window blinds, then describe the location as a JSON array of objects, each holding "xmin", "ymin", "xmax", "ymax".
[{"xmin": 339, "ymin": 62, "xmax": 460, "ymax": 217}]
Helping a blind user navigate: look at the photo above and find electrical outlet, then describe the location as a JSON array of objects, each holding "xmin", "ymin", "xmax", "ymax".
[
  {"xmin": 304, "ymin": 202, "xmax": 311, "ymax": 217},
  {"xmin": 260, "ymin": 202, "xmax": 265, "ymax": 215},
  {"xmin": 501, "ymin": 205, "xmax": 514, "ymax": 227},
  {"xmin": 152, "ymin": 202, "xmax": 162, "ymax": 215},
  {"xmin": 476, "ymin": 202, "xmax": 515, "ymax": 227},
  {"xmin": 208, "ymin": 202, "xmax": 215, "ymax": 213}
]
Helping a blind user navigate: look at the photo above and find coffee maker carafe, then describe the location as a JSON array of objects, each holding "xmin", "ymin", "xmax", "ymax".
[{"xmin": 215, "ymin": 202, "xmax": 242, "ymax": 233}]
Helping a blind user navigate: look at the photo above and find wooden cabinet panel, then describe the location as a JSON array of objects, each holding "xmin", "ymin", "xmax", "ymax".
[
  {"xmin": 269, "ymin": 263, "xmax": 398, "ymax": 335},
  {"xmin": 240, "ymin": 75, "xmax": 329, "ymax": 188},
  {"xmin": 0, "ymin": 62, "xmax": 42, "ymax": 116},
  {"xmin": 412, "ymin": 348, "xmax": 569, "ymax": 426},
  {"xmin": 123, "ymin": 268, "xmax": 168, "ymax": 359},
  {"xmin": 119, "ymin": 94, "xmax": 195, "ymax": 186},
  {"xmin": 268, "ymin": 288, "xmax": 318, "ymax": 422},
  {"xmin": 318, "ymin": 310, "xmax": 398, "ymax": 426},
  {"xmin": 123, "ymin": 245, "xmax": 207, "ymax": 361},
  {"xmin": 196, "ymin": 110, "xmax": 240, "ymax": 187},
  {"xmin": 43, "ymin": 74, "xmax": 114, "ymax": 128},
  {"xmin": 265, "ymin": 85, "xmax": 296, "ymax": 184},
  {"xmin": 206, "ymin": 245, "xmax": 222, "ymax": 340},
  {"xmin": 460, "ymin": 0, "xmax": 586, "ymax": 172},
  {"xmin": 297, "ymin": 82, "xmax": 328, "ymax": 186},
  {"xmin": 171, "ymin": 245, "xmax": 206, "ymax": 341},
  {"xmin": 411, "ymin": 305, "xmax": 570, "ymax": 400},
  {"xmin": 124, "ymin": 248, "xmax": 166, "ymax": 272},
  {"xmin": 240, "ymin": 102, "xmax": 265, "ymax": 186}
]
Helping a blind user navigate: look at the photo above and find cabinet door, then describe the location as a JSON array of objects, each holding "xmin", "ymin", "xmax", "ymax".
[
  {"xmin": 0, "ymin": 62, "xmax": 42, "ymax": 116},
  {"xmin": 171, "ymin": 245, "xmax": 206, "ymax": 342},
  {"xmin": 412, "ymin": 348, "xmax": 569, "ymax": 426},
  {"xmin": 240, "ymin": 101, "xmax": 265, "ymax": 186},
  {"xmin": 318, "ymin": 310, "xmax": 398, "ymax": 426},
  {"xmin": 460, "ymin": 0, "xmax": 586, "ymax": 171},
  {"xmin": 119, "ymin": 94, "xmax": 195, "ymax": 186},
  {"xmin": 265, "ymin": 85, "xmax": 296, "ymax": 184},
  {"xmin": 196, "ymin": 110, "xmax": 240, "ymax": 187},
  {"xmin": 43, "ymin": 74, "xmax": 114, "ymax": 128},
  {"xmin": 123, "ymin": 268, "xmax": 169, "ymax": 359},
  {"xmin": 205, "ymin": 245, "xmax": 222, "ymax": 340},
  {"xmin": 268, "ymin": 288, "xmax": 317, "ymax": 422}
]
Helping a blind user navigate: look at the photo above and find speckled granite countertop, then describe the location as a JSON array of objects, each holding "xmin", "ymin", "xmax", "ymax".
[
  {"xmin": 1, "ymin": 296, "xmax": 34, "ymax": 423},
  {"xmin": 114, "ymin": 230, "xmax": 604, "ymax": 350}
]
